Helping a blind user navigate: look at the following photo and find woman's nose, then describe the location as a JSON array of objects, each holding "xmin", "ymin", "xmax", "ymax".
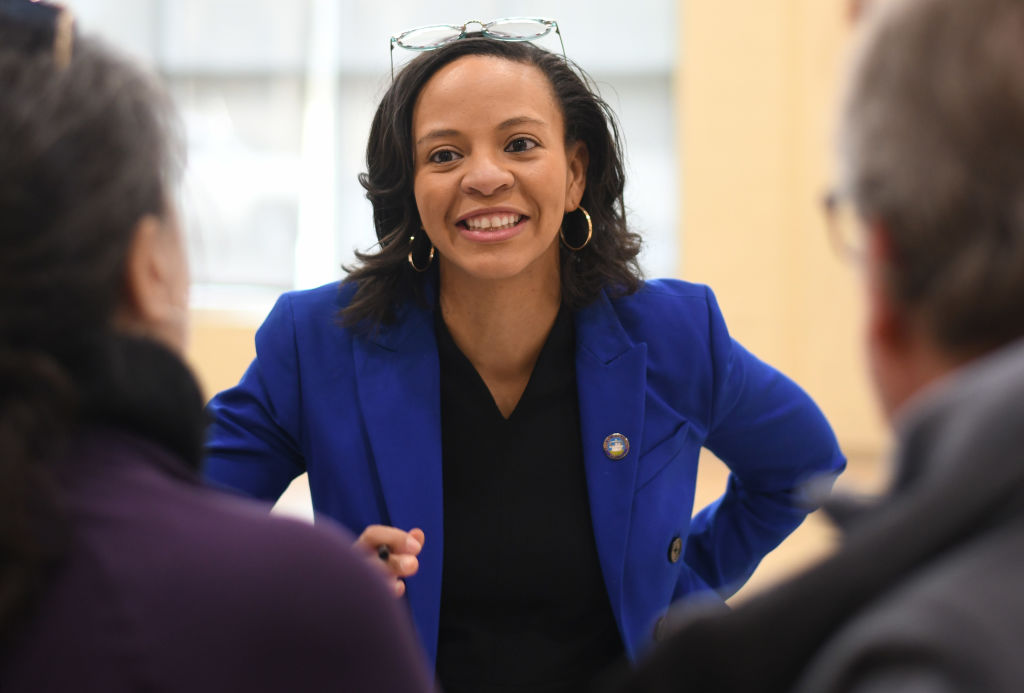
[{"xmin": 460, "ymin": 153, "xmax": 514, "ymax": 196}]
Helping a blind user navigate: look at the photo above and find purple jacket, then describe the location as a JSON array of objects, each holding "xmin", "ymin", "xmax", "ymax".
[{"xmin": 1, "ymin": 429, "xmax": 434, "ymax": 693}]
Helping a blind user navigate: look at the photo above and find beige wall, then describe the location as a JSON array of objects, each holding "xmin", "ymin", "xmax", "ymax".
[
  {"xmin": 678, "ymin": 0, "xmax": 888, "ymax": 458},
  {"xmin": 678, "ymin": 0, "xmax": 894, "ymax": 598},
  {"xmin": 186, "ymin": 310, "xmax": 258, "ymax": 402}
]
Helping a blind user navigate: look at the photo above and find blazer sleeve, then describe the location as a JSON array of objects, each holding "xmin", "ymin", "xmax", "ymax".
[
  {"xmin": 203, "ymin": 293, "xmax": 306, "ymax": 501},
  {"xmin": 684, "ymin": 287, "xmax": 845, "ymax": 596}
]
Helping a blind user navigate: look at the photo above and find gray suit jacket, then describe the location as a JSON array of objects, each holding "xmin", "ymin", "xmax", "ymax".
[
  {"xmin": 793, "ymin": 340, "xmax": 1024, "ymax": 692},
  {"xmin": 603, "ymin": 338, "xmax": 1024, "ymax": 692}
]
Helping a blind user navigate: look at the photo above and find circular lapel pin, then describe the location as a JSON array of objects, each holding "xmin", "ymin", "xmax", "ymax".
[{"xmin": 603, "ymin": 433, "xmax": 630, "ymax": 460}]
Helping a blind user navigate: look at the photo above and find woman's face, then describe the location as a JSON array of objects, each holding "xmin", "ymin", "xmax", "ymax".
[{"xmin": 411, "ymin": 55, "xmax": 587, "ymax": 287}]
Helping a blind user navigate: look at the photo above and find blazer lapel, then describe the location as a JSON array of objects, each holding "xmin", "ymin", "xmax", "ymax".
[
  {"xmin": 352, "ymin": 298, "xmax": 444, "ymax": 662},
  {"xmin": 574, "ymin": 291, "xmax": 647, "ymax": 644}
]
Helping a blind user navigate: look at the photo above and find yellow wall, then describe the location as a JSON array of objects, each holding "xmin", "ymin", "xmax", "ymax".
[
  {"xmin": 677, "ymin": 0, "xmax": 893, "ymax": 598},
  {"xmin": 678, "ymin": 0, "xmax": 888, "ymax": 459},
  {"xmin": 186, "ymin": 310, "xmax": 258, "ymax": 402}
]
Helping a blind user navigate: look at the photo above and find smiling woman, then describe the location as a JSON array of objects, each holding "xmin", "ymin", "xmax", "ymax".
[
  {"xmin": 203, "ymin": 23, "xmax": 846, "ymax": 693},
  {"xmin": 411, "ymin": 56, "xmax": 589, "ymax": 413},
  {"xmin": 412, "ymin": 57, "xmax": 582, "ymax": 279},
  {"xmin": 347, "ymin": 35, "xmax": 643, "ymax": 332}
]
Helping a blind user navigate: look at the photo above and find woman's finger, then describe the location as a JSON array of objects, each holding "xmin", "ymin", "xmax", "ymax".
[
  {"xmin": 355, "ymin": 525, "xmax": 423, "ymax": 557},
  {"xmin": 354, "ymin": 524, "xmax": 425, "ymax": 588},
  {"xmin": 383, "ymin": 553, "xmax": 419, "ymax": 578}
]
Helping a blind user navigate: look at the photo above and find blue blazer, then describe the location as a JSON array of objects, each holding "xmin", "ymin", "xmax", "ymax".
[{"xmin": 204, "ymin": 278, "xmax": 845, "ymax": 665}]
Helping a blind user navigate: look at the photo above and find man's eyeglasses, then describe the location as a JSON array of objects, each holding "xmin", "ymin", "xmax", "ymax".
[
  {"xmin": 822, "ymin": 189, "xmax": 866, "ymax": 261},
  {"xmin": 0, "ymin": 0, "xmax": 74, "ymax": 67},
  {"xmin": 389, "ymin": 17, "xmax": 565, "ymax": 79}
]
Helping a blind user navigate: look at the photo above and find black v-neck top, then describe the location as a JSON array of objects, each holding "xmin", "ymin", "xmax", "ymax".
[{"xmin": 434, "ymin": 306, "xmax": 624, "ymax": 693}]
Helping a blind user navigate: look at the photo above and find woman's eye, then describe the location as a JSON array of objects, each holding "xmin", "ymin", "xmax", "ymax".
[
  {"xmin": 506, "ymin": 138, "xmax": 538, "ymax": 153},
  {"xmin": 429, "ymin": 149, "xmax": 460, "ymax": 164}
]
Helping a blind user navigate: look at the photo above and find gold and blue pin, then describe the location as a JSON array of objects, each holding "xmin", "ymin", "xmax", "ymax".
[{"xmin": 603, "ymin": 433, "xmax": 629, "ymax": 460}]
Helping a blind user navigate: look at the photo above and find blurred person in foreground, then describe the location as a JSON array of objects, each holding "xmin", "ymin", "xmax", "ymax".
[
  {"xmin": 0, "ymin": 3, "xmax": 433, "ymax": 691},
  {"xmin": 603, "ymin": 0, "xmax": 1024, "ymax": 690}
]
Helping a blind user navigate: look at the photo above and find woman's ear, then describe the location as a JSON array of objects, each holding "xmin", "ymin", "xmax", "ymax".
[
  {"xmin": 565, "ymin": 141, "xmax": 589, "ymax": 211},
  {"xmin": 118, "ymin": 213, "xmax": 190, "ymax": 353}
]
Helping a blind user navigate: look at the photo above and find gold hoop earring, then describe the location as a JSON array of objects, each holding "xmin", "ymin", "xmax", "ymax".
[
  {"xmin": 407, "ymin": 234, "xmax": 435, "ymax": 272},
  {"xmin": 559, "ymin": 206, "xmax": 593, "ymax": 251}
]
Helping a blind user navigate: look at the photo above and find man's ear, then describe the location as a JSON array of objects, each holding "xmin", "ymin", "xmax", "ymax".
[
  {"xmin": 565, "ymin": 140, "xmax": 589, "ymax": 211},
  {"xmin": 118, "ymin": 214, "xmax": 188, "ymax": 352},
  {"xmin": 863, "ymin": 219, "xmax": 913, "ymax": 419},
  {"xmin": 863, "ymin": 218, "xmax": 960, "ymax": 419},
  {"xmin": 864, "ymin": 220, "xmax": 908, "ymax": 350}
]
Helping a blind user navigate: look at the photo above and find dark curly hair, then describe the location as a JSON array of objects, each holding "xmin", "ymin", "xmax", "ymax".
[{"xmin": 342, "ymin": 36, "xmax": 643, "ymax": 330}]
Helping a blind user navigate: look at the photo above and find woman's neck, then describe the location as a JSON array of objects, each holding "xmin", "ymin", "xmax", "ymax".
[{"xmin": 438, "ymin": 262, "xmax": 562, "ymax": 418}]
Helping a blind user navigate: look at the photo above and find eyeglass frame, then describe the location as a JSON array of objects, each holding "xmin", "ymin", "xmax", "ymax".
[
  {"xmin": 822, "ymin": 188, "xmax": 868, "ymax": 261},
  {"xmin": 389, "ymin": 17, "xmax": 565, "ymax": 79}
]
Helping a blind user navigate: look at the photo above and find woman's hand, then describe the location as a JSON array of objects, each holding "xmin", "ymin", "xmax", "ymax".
[{"xmin": 355, "ymin": 525, "xmax": 425, "ymax": 597}]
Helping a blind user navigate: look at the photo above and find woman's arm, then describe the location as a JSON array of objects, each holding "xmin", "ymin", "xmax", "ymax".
[
  {"xmin": 204, "ymin": 293, "xmax": 307, "ymax": 501},
  {"xmin": 684, "ymin": 287, "xmax": 846, "ymax": 596},
  {"xmin": 203, "ymin": 291, "xmax": 429, "ymax": 597}
]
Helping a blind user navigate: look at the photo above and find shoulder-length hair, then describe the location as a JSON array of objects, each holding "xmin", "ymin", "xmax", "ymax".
[{"xmin": 341, "ymin": 36, "xmax": 642, "ymax": 330}]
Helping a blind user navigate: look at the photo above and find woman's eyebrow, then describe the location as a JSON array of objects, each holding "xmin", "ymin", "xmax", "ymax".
[
  {"xmin": 415, "ymin": 116, "xmax": 547, "ymax": 146},
  {"xmin": 498, "ymin": 116, "xmax": 546, "ymax": 130},
  {"xmin": 416, "ymin": 128, "xmax": 459, "ymax": 146}
]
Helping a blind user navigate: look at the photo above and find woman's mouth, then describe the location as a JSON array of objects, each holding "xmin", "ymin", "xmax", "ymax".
[{"xmin": 458, "ymin": 214, "xmax": 525, "ymax": 231}]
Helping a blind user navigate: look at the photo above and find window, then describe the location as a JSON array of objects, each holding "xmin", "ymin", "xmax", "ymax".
[{"xmin": 67, "ymin": 0, "xmax": 678, "ymax": 313}]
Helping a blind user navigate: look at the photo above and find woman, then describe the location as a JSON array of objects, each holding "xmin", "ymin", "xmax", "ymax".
[
  {"xmin": 205, "ymin": 20, "xmax": 845, "ymax": 692},
  {"xmin": 0, "ymin": 5, "xmax": 432, "ymax": 692}
]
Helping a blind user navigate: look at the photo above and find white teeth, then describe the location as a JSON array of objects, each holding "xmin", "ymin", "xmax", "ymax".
[{"xmin": 465, "ymin": 214, "xmax": 521, "ymax": 230}]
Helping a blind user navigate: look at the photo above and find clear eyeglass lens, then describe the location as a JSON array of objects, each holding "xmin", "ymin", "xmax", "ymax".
[
  {"xmin": 484, "ymin": 19, "xmax": 552, "ymax": 40},
  {"xmin": 396, "ymin": 25, "xmax": 464, "ymax": 49}
]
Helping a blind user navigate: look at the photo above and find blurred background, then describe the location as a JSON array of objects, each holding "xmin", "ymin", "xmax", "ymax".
[
  {"xmin": 64, "ymin": 0, "xmax": 888, "ymax": 601},
  {"xmin": 65, "ymin": 0, "xmax": 678, "ymax": 310}
]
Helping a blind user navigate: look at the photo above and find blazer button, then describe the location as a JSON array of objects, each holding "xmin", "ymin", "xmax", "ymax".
[{"xmin": 668, "ymin": 536, "xmax": 683, "ymax": 563}]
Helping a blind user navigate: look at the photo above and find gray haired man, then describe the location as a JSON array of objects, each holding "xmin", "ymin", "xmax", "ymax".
[{"xmin": 604, "ymin": 0, "xmax": 1024, "ymax": 690}]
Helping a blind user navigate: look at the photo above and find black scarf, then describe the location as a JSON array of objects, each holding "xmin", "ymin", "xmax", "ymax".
[
  {"xmin": 74, "ymin": 334, "xmax": 208, "ymax": 472},
  {"xmin": 0, "ymin": 334, "xmax": 207, "ymax": 650}
]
